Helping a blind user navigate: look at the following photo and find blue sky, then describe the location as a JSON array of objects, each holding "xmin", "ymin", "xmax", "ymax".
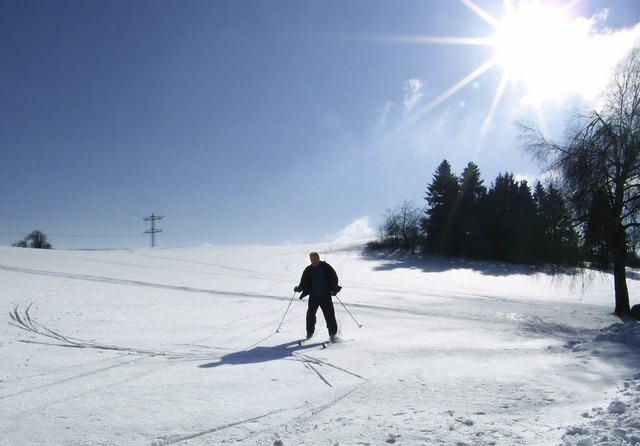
[{"xmin": 1, "ymin": 0, "xmax": 639, "ymax": 249}]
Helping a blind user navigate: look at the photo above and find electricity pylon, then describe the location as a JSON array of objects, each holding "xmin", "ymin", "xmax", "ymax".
[{"xmin": 143, "ymin": 213, "xmax": 163, "ymax": 248}]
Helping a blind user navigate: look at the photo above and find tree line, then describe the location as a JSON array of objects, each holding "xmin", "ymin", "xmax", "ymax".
[
  {"xmin": 374, "ymin": 160, "xmax": 580, "ymax": 266},
  {"xmin": 373, "ymin": 47, "xmax": 640, "ymax": 315}
]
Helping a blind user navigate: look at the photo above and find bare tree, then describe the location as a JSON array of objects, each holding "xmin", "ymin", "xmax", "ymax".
[
  {"xmin": 12, "ymin": 230, "xmax": 52, "ymax": 249},
  {"xmin": 378, "ymin": 201, "xmax": 423, "ymax": 254},
  {"xmin": 520, "ymin": 47, "xmax": 640, "ymax": 314}
]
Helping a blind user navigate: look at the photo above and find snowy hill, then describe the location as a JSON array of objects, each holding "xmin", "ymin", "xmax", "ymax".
[{"xmin": 1, "ymin": 242, "xmax": 640, "ymax": 445}]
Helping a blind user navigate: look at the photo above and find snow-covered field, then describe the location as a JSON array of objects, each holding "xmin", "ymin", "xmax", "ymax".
[{"xmin": 1, "ymin": 242, "xmax": 640, "ymax": 446}]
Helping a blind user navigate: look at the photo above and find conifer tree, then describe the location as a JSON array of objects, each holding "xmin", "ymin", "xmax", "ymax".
[
  {"xmin": 536, "ymin": 183, "xmax": 580, "ymax": 265},
  {"xmin": 484, "ymin": 173, "xmax": 519, "ymax": 261},
  {"xmin": 423, "ymin": 160, "xmax": 459, "ymax": 255},
  {"xmin": 457, "ymin": 162, "xmax": 486, "ymax": 257},
  {"xmin": 512, "ymin": 180, "xmax": 537, "ymax": 263}
]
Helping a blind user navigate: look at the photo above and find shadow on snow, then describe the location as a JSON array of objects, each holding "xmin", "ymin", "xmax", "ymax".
[
  {"xmin": 360, "ymin": 246, "xmax": 583, "ymax": 277},
  {"xmin": 198, "ymin": 340, "xmax": 325, "ymax": 369}
]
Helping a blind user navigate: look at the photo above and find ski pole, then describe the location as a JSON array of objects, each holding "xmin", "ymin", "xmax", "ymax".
[
  {"xmin": 334, "ymin": 294, "xmax": 363, "ymax": 328},
  {"xmin": 276, "ymin": 291, "xmax": 297, "ymax": 333}
]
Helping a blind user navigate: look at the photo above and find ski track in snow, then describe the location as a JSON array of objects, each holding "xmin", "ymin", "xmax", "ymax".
[
  {"xmin": 2, "ymin": 244, "xmax": 640, "ymax": 445},
  {"xmin": 0, "ymin": 263, "xmax": 280, "ymax": 302},
  {"xmin": 4, "ymin": 271, "xmax": 372, "ymax": 444},
  {"xmin": 151, "ymin": 386, "xmax": 363, "ymax": 446}
]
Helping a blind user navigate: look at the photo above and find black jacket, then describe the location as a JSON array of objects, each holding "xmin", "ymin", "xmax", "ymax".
[{"xmin": 297, "ymin": 261, "xmax": 340, "ymax": 299}]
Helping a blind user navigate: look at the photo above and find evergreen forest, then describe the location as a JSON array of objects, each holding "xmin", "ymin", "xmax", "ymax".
[{"xmin": 372, "ymin": 159, "xmax": 633, "ymax": 268}]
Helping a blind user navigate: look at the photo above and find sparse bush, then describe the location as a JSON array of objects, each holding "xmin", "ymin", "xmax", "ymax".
[{"xmin": 13, "ymin": 230, "xmax": 52, "ymax": 249}]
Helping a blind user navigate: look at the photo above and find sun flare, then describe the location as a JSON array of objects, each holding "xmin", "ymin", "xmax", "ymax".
[
  {"xmin": 385, "ymin": 0, "xmax": 640, "ymax": 146},
  {"xmin": 490, "ymin": 0, "xmax": 591, "ymax": 105},
  {"xmin": 397, "ymin": 0, "xmax": 621, "ymax": 139}
]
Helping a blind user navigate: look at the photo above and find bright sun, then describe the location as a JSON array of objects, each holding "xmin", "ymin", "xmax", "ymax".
[
  {"xmin": 392, "ymin": 0, "xmax": 630, "ymax": 141},
  {"xmin": 405, "ymin": 0, "xmax": 613, "ymax": 138},
  {"xmin": 488, "ymin": 0, "xmax": 590, "ymax": 106}
]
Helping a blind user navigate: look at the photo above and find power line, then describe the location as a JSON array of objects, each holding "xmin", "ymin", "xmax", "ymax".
[
  {"xmin": 0, "ymin": 231, "xmax": 140, "ymax": 239},
  {"xmin": 143, "ymin": 214, "xmax": 163, "ymax": 248}
]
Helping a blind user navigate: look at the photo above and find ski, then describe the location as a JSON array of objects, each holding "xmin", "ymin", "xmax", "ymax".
[
  {"xmin": 321, "ymin": 337, "xmax": 338, "ymax": 349},
  {"xmin": 297, "ymin": 336, "xmax": 339, "ymax": 348},
  {"xmin": 296, "ymin": 338, "xmax": 334, "ymax": 349},
  {"xmin": 297, "ymin": 338, "xmax": 315, "ymax": 347}
]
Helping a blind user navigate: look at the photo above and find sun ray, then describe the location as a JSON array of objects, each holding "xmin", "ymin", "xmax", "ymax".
[
  {"xmin": 418, "ymin": 1, "xmax": 594, "ymax": 134},
  {"xmin": 461, "ymin": 0, "xmax": 502, "ymax": 29},
  {"xmin": 481, "ymin": 69, "xmax": 510, "ymax": 138},
  {"xmin": 468, "ymin": 69, "xmax": 511, "ymax": 161},
  {"xmin": 370, "ymin": 0, "xmax": 617, "ymax": 160},
  {"xmin": 374, "ymin": 35, "xmax": 493, "ymax": 46},
  {"xmin": 403, "ymin": 57, "xmax": 497, "ymax": 129}
]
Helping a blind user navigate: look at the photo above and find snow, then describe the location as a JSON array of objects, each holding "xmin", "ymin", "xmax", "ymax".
[{"xmin": 1, "ymin": 241, "xmax": 640, "ymax": 446}]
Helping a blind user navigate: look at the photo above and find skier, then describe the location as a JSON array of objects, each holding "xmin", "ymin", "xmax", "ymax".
[{"xmin": 294, "ymin": 252, "xmax": 341, "ymax": 342}]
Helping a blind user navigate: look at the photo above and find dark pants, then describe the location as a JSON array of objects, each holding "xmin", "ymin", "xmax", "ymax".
[{"xmin": 306, "ymin": 296, "xmax": 338, "ymax": 336}]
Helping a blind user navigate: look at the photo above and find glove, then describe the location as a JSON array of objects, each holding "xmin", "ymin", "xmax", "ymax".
[
  {"xmin": 294, "ymin": 286, "xmax": 301, "ymax": 293},
  {"xmin": 331, "ymin": 285, "xmax": 342, "ymax": 296}
]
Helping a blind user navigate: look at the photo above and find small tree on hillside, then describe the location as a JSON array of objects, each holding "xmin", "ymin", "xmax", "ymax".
[
  {"xmin": 378, "ymin": 201, "xmax": 423, "ymax": 253},
  {"xmin": 13, "ymin": 230, "xmax": 52, "ymax": 249}
]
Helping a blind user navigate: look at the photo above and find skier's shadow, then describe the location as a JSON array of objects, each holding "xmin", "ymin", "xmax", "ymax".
[{"xmin": 198, "ymin": 340, "xmax": 324, "ymax": 369}]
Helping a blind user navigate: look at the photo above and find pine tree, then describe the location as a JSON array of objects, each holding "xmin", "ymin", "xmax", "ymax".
[
  {"xmin": 583, "ymin": 188, "xmax": 613, "ymax": 268},
  {"xmin": 423, "ymin": 160, "xmax": 459, "ymax": 255},
  {"xmin": 457, "ymin": 162, "xmax": 486, "ymax": 258},
  {"xmin": 532, "ymin": 183, "xmax": 580, "ymax": 265},
  {"xmin": 512, "ymin": 180, "xmax": 537, "ymax": 263},
  {"xmin": 484, "ymin": 173, "xmax": 519, "ymax": 261}
]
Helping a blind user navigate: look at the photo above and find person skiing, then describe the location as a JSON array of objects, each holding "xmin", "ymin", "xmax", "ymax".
[{"xmin": 294, "ymin": 252, "xmax": 341, "ymax": 341}]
